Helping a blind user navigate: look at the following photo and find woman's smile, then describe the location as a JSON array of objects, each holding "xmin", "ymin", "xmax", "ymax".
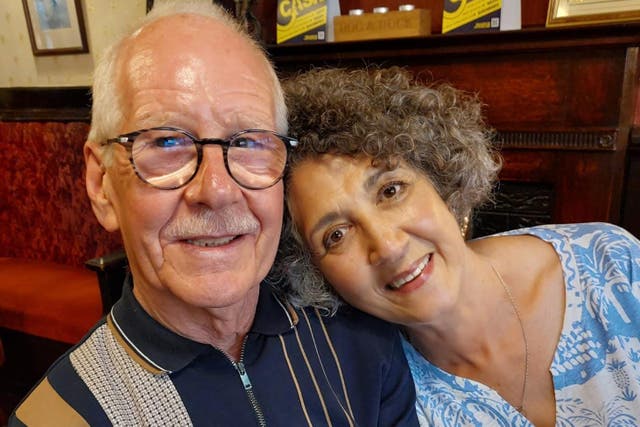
[{"xmin": 387, "ymin": 253, "xmax": 433, "ymax": 290}]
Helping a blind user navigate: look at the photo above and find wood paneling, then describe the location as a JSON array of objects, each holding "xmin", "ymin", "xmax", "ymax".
[
  {"xmin": 0, "ymin": 87, "xmax": 90, "ymax": 121},
  {"xmin": 623, "ymin": 130, "xmax": 640, "ymax": 237}
]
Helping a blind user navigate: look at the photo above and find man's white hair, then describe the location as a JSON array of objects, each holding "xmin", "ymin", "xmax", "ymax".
[{"xmin": 88, "ymin": 0, "xmax": 287, "ymax": 155}]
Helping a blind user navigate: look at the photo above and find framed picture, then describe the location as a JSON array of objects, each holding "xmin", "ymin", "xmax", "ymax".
[
  {"xmin": 22, "ymin": 0, "xmax": 89, "ymax": 56},
  {"xmin": 547, "ymin": 0, "xmax": 640, "ymax": 27}
]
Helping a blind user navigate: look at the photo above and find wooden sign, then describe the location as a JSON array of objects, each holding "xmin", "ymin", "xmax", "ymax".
[{"xmin": 334, "ymin": 9, "xmax": 431, "ymax": 42}]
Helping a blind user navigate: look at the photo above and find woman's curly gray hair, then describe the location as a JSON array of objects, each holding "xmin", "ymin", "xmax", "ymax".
[{"xmin": 273, "ymin": 66, "xmax": 500, "ymax": 314}]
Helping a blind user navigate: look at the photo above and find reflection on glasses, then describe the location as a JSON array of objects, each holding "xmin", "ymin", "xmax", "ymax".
[{"xmin": 104, "ymin": 127, "xmax": 298, "ymax": 190}]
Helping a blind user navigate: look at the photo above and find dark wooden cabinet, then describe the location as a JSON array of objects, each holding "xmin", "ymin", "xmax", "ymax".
[{"xmin": 268, "ymin": 23, "xmax": 640, "ymax": 237}]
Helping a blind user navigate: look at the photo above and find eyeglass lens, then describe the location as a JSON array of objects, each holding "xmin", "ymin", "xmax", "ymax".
[{"xmin": 129, "ymin": 129, "xmax": 287, "ymax": 190}]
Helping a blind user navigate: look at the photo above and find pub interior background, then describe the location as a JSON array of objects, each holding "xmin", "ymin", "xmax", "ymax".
[{"xmin": 1, "ymin": 0, "xmax": 639, "ymax": 424}]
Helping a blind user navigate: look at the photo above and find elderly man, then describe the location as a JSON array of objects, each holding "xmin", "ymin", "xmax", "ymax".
[{"xmin": 9, "ymin": 1, "xmax": 418, "ymax": 426}]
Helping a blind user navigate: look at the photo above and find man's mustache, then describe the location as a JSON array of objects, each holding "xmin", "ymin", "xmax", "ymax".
[{"xmin": 163, "ymin": 207, "xmax": 260, "ymax": 239}]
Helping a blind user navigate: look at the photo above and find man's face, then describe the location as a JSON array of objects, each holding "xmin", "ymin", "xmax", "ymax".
[{"xmin": 90, "ymin": 15, "xmax": 283, "ymax": 314}]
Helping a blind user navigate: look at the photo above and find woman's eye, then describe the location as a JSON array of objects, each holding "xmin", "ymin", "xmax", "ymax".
[
  {"xmin": 380, "ymin": 182, "xmax": 404, "ymax": 200},
  {"xmin": 323, "ymin": 226, "xmax": 348, "ymax": 249}
]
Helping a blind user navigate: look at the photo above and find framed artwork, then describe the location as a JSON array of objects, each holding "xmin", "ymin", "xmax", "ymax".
[
  {"xmin": 22, "ymin": 0, "xmax": 89, "ymax": 56},
  {"xmin": 547, "ymin": 0, "xmax": 640, "ymax": 27}
]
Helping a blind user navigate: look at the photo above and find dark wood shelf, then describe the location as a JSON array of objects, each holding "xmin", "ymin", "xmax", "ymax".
[
  {"xmin": 268, "ymin": 22, "xmax": 640, "ymax": 64},
  {"xmin": 0, "ymin": 87, "xmax": 91, "ymax": 121}
]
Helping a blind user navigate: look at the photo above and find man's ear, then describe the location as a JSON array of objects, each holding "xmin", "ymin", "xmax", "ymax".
[{"xmin": 84, "ymin": 142, "xmax": 120, "ymax": 232}]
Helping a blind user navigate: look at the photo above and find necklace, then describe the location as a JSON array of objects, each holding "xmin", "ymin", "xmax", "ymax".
[{"xmin": 489, "ymin": 262, "xmax": 529, "ymax": 415}]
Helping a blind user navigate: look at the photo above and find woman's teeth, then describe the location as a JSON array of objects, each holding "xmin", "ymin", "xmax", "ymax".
[{"xmin": 389, "ymin": 255, "xmax": 431, "ymax": 289}]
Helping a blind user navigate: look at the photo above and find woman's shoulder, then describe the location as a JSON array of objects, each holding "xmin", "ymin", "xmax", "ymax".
[
  {"xmin": 471, "ymin": 222, "xmax": 640, "ymax": 291},
  {"xmin": 477, "ymin": 222, "xmax": 639, "ymax": 256},
  {"xmin": 488, "ymin": 222, "xmax": 640, "ymax": 302},
  {"xmin": 486, "ymin": 222, "xmax": 630, "ymax": 240}
]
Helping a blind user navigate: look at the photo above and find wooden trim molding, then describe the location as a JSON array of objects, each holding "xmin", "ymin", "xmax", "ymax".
[
  {"xmin": 0, "ymin": 87, "xmax": 91, "ymax": 121},
  {"xmin": 496, "ymin": 130, "xmax": 619, "ymax": 151}
]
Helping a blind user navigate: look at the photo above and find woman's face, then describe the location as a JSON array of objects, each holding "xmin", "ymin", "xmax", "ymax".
[{"xmin": 287, "ymin": 154, "xmax": 468, "ymax": 326}]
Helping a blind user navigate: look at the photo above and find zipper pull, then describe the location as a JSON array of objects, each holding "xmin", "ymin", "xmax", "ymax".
[{"xmin": 236, "ymin": 362, "xmax": 253, "ymax": 391}]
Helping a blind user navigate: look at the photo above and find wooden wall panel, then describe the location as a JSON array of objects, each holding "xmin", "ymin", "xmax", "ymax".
[
  {"xmin": 500, "ymin": 150, "xmax": 622, "ymax": 223},
  {"xmin": 403, "ymin": 49, "xmax": 627, "ymax": 129}
]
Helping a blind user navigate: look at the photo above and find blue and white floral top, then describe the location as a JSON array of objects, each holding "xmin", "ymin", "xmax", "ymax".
[{"xmin": 403, "ymin": 223, "xmax": 640, "ymax": 426}]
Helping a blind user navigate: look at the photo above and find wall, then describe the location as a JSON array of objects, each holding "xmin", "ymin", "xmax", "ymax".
[{"xmin": 0, "ymin": 0, "xmax": 146, "ymax": 87}]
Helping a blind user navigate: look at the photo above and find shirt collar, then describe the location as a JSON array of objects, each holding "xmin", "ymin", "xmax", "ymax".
[{"xmin": 109, "ymin": 275, "xmax": 297, "ymax": 373}]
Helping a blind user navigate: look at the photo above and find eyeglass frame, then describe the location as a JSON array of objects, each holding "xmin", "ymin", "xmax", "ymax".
[{"xmin": 103, "ymin": 126, "xmax": 298, "ymax": 190}]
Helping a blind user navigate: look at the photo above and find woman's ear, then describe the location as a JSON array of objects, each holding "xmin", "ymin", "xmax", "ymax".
[{"xmin": 84, "ymin": 142, "xmax": 120, "ymax": 232}]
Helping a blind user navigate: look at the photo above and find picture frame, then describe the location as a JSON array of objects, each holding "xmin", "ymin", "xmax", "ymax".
[
  {"xmin": 547, "ymin": 0, "xmax": 640, "ymax": 27},
  {"xmin": 22, "ymin": 0, "xmax": 89, "ymax": 56}
]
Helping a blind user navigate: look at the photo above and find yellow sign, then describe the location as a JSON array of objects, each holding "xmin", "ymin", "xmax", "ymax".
[
  {"xmin": 277, "ymin": 0, "xmax": 328, "ymax": 44},
  {"xmin": 442, "ymin": 0, "xmax": 502, "ymax": 33}
]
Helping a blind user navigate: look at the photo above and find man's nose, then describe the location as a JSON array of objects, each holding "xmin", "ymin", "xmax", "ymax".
[
  {"xmin": 183, "ymin": 145, "xmax": 243, "ymax": 207},
  {"xmin": 366, "ymin": 221, "xmax": 408, "ymax": 266}
]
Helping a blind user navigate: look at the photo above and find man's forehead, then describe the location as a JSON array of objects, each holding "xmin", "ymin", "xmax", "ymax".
[
  {"xmin": 123, "ymin": 15, "xmax": 268, "ymax": 81},
  {"xmin": 130, "ymin": 13, "xmax": 242, "ymax": 54},
  {"xmin": 115, "ymin": 13, "xmax": 277, "ymax": 131}
]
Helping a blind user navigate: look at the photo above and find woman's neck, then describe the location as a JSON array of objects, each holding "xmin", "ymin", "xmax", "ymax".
[{"xmin": 404, "ymin": 249, "xmax": 525, "ymax": 379}]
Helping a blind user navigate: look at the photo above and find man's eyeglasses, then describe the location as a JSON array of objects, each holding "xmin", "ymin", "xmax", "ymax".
[{"xmin": 104, "ymin": 127, "xmax": 298, "ymax": 190}]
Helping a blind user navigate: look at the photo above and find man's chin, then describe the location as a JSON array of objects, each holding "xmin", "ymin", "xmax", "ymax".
[
  {"xmin": 157, "ymin": 264, "xmax": 260, "ymax": 305},
  {"xmin": 150, "ymin": 240, "xmax": 271, "ymax": 307},
  {"xmin": 173, "ymin": 277, "xmax": 260, "ymax": 311}
]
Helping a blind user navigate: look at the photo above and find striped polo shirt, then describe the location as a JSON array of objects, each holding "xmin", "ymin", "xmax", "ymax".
[{"xmin": 10, "ymin": 279, "xmax": 418, "ymax": 426}]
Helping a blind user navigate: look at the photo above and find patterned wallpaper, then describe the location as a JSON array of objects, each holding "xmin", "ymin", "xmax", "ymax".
[{"xmin": 0, "ymin": 0, "xmax": 146, "ymax": 87}]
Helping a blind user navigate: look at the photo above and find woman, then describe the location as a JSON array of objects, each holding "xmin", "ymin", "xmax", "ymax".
[{"xmin": 276, "ymin": 67, "xmax": 640, "ymax": 426}]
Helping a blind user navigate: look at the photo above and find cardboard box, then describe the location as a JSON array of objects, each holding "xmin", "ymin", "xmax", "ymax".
[{"xmin": 334, "ymin": 9, "xmax": 431, "ymax": 42}]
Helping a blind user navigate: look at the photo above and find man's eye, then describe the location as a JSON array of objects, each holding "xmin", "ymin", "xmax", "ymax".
[
  {"xmin": 234, "ymin": 136, "xmax": 271, "ymax": 150},
  {"xmin": 154, "ymin": 136, "xmax": 189, "ymax": 148}
]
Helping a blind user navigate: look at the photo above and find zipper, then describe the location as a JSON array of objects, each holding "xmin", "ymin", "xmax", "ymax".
[
  {"xmin": 226, "ymin": 336, "xmax": 267, "ymax": 427},
  {"xmin": 235, "ymin": 361, "xmax": 266, "ymax": 426}
]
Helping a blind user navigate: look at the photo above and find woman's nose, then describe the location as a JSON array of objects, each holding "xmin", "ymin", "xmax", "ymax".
[{"xmin": 366, "ymin": 221, "xmax": 408, "ymax": 266}]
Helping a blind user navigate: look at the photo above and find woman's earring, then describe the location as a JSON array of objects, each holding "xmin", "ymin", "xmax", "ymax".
[{"xmin": 460, "ymin": 216, "xmax": 470, "ymax": 238}]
